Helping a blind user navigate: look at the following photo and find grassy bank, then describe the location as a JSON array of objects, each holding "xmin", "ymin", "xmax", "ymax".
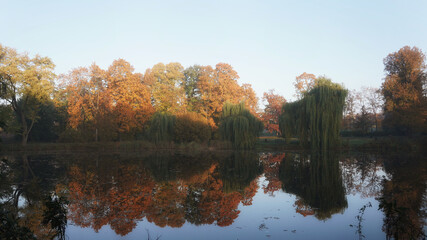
[
  {"xmin": 0, "ymin": 140, "xmax": 233, "ymax": 154},
  {"xmin": 1, "ymin": 136, "xmax": 424, "ymax": 153}
]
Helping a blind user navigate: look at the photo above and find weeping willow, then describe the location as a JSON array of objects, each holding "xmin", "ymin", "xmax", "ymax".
[
  {"xmin": 279, "ymin": 78, "xmax": 347, "ymax": 150},
  {"xmin": 148, "ymin": 112, "xmax": 175, "ymax": 142},
  {"xmin": 219, "ymin": 102, "xmax": 264, "ymax": 149}
]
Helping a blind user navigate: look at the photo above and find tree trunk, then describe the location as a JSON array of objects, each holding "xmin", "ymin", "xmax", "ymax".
[{"xmin": 20, "ymin": 110, "xmax": 28, "ymax": 146}]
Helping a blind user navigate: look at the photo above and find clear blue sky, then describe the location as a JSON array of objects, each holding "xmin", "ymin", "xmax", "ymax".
[{"xmin": 2, "ymin": 0, "xmax": 427, "ymax": 102}]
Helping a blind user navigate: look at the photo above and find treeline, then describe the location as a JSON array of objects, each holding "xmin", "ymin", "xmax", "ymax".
[
  {"xmin": 1, "ymin": 44, "xmax": 426, "ymax": 148},
  {"xmin": 0, "ymin": 44, "xmax": 262, "ymax": 147}
]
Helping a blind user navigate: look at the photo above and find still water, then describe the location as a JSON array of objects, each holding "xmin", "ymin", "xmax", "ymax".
[{"xmin": 0, "ymin": 151, "xmax": 426, "ymax": 239}]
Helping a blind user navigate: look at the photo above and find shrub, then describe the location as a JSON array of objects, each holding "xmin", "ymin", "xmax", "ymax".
[{"xmin": 174, "ymin": 112, "xmax": 211, "ymax": 143}]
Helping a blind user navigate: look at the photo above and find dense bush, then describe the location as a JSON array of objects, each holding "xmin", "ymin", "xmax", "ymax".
[{"xmin": 174, "ymin": 112, "xmax": 211, "ymax": 143}]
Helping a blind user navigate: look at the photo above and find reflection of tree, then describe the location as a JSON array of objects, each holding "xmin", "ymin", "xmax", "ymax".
[
  {"xmin": 279, "ymin": 152, "xmax": 348, "ymax": 220},
  {"xmin": 66, "ymin": 151, "xmax": 262, "ymax": 233},
  {"xmin": 67, "ymin": 164, "xmax": 155, "ymax": 236},
  {"xmin": 260, "ymin": 152, "xmax": 286, "ymax": 196},
  {"xmin": 341, "ymin": 153, "xmax": 384, "ymax": 198},
  {"xmin": 378, "ymin": 154, "xmax": 427, "ymax": 239},
  {"xmin": 143, "ymin": 152, "xmax": 214, "ymax": 183},
  {"xmin": 218, "ymin": 151, "xmax": 263, "ymax": 193},
  {"xmin": 0, "ymin": 155, "xmax": 68, "ymax": 239}
]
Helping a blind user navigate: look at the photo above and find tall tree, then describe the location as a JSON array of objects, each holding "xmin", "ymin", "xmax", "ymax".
[
  {"xmin": 261, "ymin": 89, "xmax": 286, "ymax": 134},
  {"xmin": 60, "ymin": 64, "xmax": 114, "ymax": 141},
  {"xmin": 361, "ymin": 87, "xmax": 383, "ymax": 131},
  {"xmin": 106, "ymin": 59, "xmax": 154, "ymax": 136},
  {"xmin": 0, "ymin": 44, "xmax": 55, "ymax": 145},
  {"xmin": 381, "ymin": 46, "xmax": 427, "ymax": 135}
]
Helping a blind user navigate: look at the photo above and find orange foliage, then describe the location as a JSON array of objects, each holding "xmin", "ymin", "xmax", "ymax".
[
  {"xmin": 67, "ymin": 165, "xmax": 155, "ymax": 236},
  {"xmin": 174, "ymin": 112, "xmax": 211, "ymax": 142},
  {"xmin": 106, "ymin": 59, "xmax": 154, "ymax": 133},
  {"xmin": 145, "ymin": 62, "xmax": 187, "ymax": 114},
  {"xmin": 196, "ymin": 63, "xmax": 259, "ymax": 127},
  {"xmin": 261, "ymin": 90, "xmax": 286, "ymax": 134},
  {"xmin": 261, "ymin": 153, "xmax": 285, "ymax": 196},
  {"xmin": 294, "ymin": 72, "xmax": 317, "ymax": 99}
]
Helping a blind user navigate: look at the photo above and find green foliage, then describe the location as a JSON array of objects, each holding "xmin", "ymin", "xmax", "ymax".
[
  {"xmin": 183, "ymin": 65, "xmax": 202, "ymax": 111},
  {"xmin": 0, "ymin": 44, "xmax": 55, "ymax": 145},
  {"xmin": 219, "ymin": 102, "xmax": 263, "ymax": 149},
  {"xmin": 174, "ymin": 112, "xmax": 211, "ymax": 143},
  {"xmin": 28, "ymin": 101, "xmax": 60, "ymax": 142},
  {"xmin": 280, "ymin": 77, "xmax": 347, "ymax": 150},
  {"xmin": 148, "ymin": 112, "xmax": 175, "ymax": 142}
]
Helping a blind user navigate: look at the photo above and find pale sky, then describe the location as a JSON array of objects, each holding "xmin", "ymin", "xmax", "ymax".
[{"xmin": 2, "ymin": 0, "xmax": 427, "ymax": 102}]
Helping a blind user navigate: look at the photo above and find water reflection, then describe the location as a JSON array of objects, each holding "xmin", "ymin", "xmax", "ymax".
[
  {"xmin": 0, "ymin": 151, "xmax": 426, "ymax": 239},
  {"xmin": 0, "ymin": 155, "xmax": 67, "ymax": 239},
  {"xmin": 378, "ymin": 154, "xmax": 427, "ymax": 239},
  {"xmin": 279, "ymin": 152, "xmax": 348, "ymax": 220},
  {"xmin": 66, "ymin": 151, "xmax": 261, "ymax": 234}
]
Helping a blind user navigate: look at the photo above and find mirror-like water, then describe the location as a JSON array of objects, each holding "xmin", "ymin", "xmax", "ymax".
[{"xmin": 1, "ymin": 151, "xmax": 426, "ymax": 239}]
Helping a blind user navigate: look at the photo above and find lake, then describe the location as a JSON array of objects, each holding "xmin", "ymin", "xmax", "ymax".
[{"xmin": 1, "ymin": 150, "xmax": 426, "ymax": 239}]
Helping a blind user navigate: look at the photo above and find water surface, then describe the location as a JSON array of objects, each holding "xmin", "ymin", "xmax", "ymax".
[{"xmin": 1, "ymin": 151, "xmax": 425, "ymax": 239}]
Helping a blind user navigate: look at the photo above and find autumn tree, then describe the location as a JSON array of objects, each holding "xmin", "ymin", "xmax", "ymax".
[
  {"xmin": 196, "ymin": 63, "xmax": 258, "ymax": 127},
  {"xmin": 60, "ymin": 64, "xmax": 114, "ymax": 141},
  {"xmin": 261, "ymin": 89, "xmax": 286, "ymax": 134},
  {"xmin": 145, "ymin": 62, "xmax": 187, "ymax": 114},
  {"xmin": 106, "ymin": 59, "xmax": 154, "ymax": 137},
  {"xmin": 294, "ymin": 72, "xmax": 317, "ymax": 99},
  {"xmin": 0, "ymin": 44, "xmax": 55, "ymax": 145},
  {"xmin": 381, "ymin": 46, "xmax": 427, "ymax": 135}
]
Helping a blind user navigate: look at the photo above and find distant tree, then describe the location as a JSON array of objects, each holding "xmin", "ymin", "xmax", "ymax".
[
  {"xmin": 0, "ymin": 44, "xmax": 55, "ymax": 145},
  {"xmin": 343, "ymin": 89, "xmax": 358, "ymax": 130},
  {"xmin": 362, "ymin": 87, "xmax": 383, "ymax": 131},
  {"xmin": 354, "ymin": 105, "xmax": 372, "ymax": 135},
  {"xmin": 261, "ymin": 89, "xmax": 286, "ymax": 134},
  {"xmin": 294, "ymin": 72, "xmax": 317, "ymax": 99},
  {"xmin": 381, "ymin": 46, "xmax": 427, "ymax": 135}
]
